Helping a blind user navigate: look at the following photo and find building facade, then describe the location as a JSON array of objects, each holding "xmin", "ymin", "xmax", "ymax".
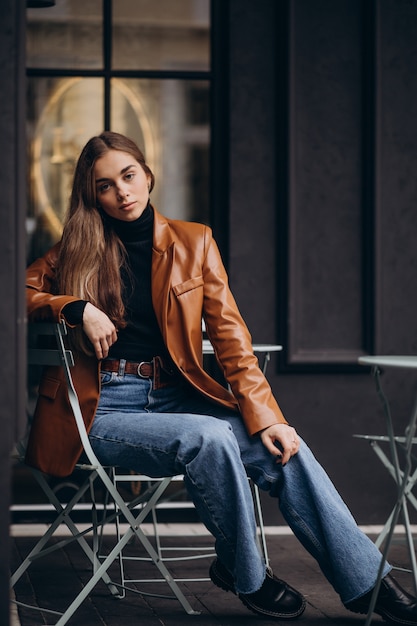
[{"xmin": 3, "ymin": 0, "xmax": 417, "ymax": 623}]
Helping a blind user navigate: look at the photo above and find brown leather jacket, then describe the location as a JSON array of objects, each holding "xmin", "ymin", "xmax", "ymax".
[{"xmin": 25, "ymin": 208, "xmax": 286, "ymax": 476}]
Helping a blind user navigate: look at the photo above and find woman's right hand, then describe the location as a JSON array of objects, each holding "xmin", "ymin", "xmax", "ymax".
[{"xmin": 82, "ymin": 302, "xmax": 118, "ymax": 360}]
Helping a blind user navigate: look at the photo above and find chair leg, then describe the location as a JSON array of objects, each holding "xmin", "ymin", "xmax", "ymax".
[
  {"xmin": 253, "ymin": 483, "xmax": 269, "ymax": 566},
  {"xmin": 107, "ymin": 473, "xmax": 269, "ymax": 590},
  {"xmin": 11, "ymin": 468, "xmax": 119, "ymax": 597},
  {"xmin": 108, "ymin": 475, "xmax": 216, "ymax": 586}
]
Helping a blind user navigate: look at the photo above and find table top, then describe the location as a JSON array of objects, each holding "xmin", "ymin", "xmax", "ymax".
[
  {"xmin": 202, "ymin": 340, "xmax": 282, "ymax": 354},
  {"xmin": 358, "ymin": 355, "xmax": 417, "ymax": 369}
]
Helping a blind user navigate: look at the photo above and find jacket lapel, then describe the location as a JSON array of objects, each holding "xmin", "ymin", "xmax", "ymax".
[{"xmin": 151, "ymin": 208, "xmax": 175, "ymax": 342}]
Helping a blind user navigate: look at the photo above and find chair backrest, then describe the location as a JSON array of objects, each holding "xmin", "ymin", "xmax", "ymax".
[
  {"xmin": 28, "ymin": 320, "xmax": 74, "ymax": 367},
  {"xmin": 27, "ymin": 320, "xmax": 102, "ymax": 471}
]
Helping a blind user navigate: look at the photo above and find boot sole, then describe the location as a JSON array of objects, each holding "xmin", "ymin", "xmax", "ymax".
[
  {"xmin": 210, "ymin": 561, "xmax": 307, "ymax": 620},
  {"xmin": 346, "ymin": 603, "xmax": 417, "ymax": 626},
  {"xmin": 239, "ymin": 594, "xmax": 306, "ymax": 620}
]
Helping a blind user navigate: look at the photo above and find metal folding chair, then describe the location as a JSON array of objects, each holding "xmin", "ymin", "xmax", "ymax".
[
  {"xmin": 11, "ymin": 321, "xmax": 199, "ymax": 624},
  {"xmin": 11, "ymin": 320, "xmax": 273, "ymax": 624},
  {"xmin": 355, "ymin": 356, "xmax": 417, "ymax": 626}
]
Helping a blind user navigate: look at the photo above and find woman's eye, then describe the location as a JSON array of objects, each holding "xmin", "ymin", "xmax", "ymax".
[
  {"xmin": 125, "ymin": 172, "xmax": 135, "ymax": 181},
  {"xmin": 98, "ymin": 182, "xmax": 111, "ymax": 193}
]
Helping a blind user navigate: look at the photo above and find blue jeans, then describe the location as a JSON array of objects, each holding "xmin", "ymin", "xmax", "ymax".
[{"xmin": 88, "ymin": 370, "xmax": 391, "ymax": 602}]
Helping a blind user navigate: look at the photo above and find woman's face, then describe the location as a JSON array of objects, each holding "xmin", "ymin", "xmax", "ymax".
[{"xmin": 94, "ymin": 149, "xmax": 151, "ymax": 222}]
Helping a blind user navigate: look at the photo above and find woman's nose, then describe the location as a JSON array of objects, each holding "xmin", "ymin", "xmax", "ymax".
[{"xmin": 116, "ymin": 186, "xmax": 129, "ymax": 200}]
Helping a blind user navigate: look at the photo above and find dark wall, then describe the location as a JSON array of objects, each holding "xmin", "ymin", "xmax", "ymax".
[
  {"xmin": 1, "ymin": 1, "xmax": 27, "ymax": 624},
  {"xmin": 228, "ymin": 0, "xmax": 417, "ymax": 524}
]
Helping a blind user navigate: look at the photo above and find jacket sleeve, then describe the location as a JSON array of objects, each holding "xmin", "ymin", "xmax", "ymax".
[
  {"xmin": 201, "ymin": 230, "xmax": 288, "ymax": 435},
  {"xmin": 26, "ymin": 242, "xmax": 84, "ymax": 323}
]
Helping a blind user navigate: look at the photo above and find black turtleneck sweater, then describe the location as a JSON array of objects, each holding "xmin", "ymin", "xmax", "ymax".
[{"xmin": 64, "ymin": 204, "xmax": 170, "ymax": 362}]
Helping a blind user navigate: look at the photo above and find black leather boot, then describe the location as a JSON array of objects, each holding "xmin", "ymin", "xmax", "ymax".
[
  {"xmin": 209, "ymin": 558, "xmax": 306, "ymax": 619},
  {"xmin": 345, "ymin": 574, "xmax": 417, "ymax": 625}
]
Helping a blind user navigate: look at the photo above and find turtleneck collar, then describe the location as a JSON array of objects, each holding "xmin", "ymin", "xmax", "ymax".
[{"xmin": 103, "ymin": 202, "xmax": 153, "ymax": 243}]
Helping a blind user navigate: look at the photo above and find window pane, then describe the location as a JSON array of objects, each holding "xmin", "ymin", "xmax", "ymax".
[
  {"xmin": 111, "ymin": 78, "xmax": 210, "ymax": 223},
  {"xmin": 112, "ymin": 0, "xmax": 210, "ymax": 71},
  {"xmin": 26, "ymin": 0, "xmax": 103, "ymax": 69},
  {"xmin": 27, "ymin": 77, "xmax": 104, "ymax": 263}
]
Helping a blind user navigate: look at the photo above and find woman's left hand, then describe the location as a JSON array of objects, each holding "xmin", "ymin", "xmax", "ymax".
[
  {"xmin": 259, "ymin": 424, "xmax": 300, "ymax": 465},
  {"xmin": 82, "ymin": 302, "xmax": 118, "ymax": 360}
]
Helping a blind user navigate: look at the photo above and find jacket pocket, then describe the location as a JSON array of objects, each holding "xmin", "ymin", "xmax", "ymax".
[
  {"xmin": 172, "ymin": 275, "xmax": 204, "ymax": 296},
  {"xmin": 38, "ymin": 376, "xmax": 61, "ymax": 400}
]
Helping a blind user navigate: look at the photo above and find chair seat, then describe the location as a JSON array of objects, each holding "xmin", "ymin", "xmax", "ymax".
[
  {"xmin": 353, "ymin": 434, "xmax": 417, "ymax": 444},
  {"xmin": 358, "ymin": 355, "xmax": 417, "ymax": 369}
]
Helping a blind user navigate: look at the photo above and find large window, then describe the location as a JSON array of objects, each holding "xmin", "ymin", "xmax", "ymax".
[
  {"xmin": 26, "ymin": 0, "xmax": 211, "ymax": 264},
  {"xmin": 15, "ymin": 0, "xmax": 211, "ymax": 516}
]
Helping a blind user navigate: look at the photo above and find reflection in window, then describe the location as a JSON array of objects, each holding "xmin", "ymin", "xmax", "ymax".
[
  {"xmin": 112, "ymin": 0, "xmax": 210, "ymax": 71},
  {"xmin": 26, "ymin": 0, "xmax": 103, "ymax": 70},
  {"xmin": 111, "ymin": 78, "xmax": 209, "ymax": 222},
  {"xmin": 27, "ymin": 76, "xmax": 210, "ymax": 263},
  {"xmin": 26, "ymin": 1, "xmax": 211, "ymax": 262},
  {"xmin": 27, "ymin": 78, "xmax": 104, "ymax": 264}
]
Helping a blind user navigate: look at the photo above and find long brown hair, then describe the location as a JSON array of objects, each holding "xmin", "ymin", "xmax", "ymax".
[{"xmin": 56, "ymin": 131, "xmax": 155, "ymax": 353}]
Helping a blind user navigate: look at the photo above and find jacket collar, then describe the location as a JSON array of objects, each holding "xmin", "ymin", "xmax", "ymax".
[{"xmin": 151, "ymin": 206, "xmax": 175, "ymax": 255}]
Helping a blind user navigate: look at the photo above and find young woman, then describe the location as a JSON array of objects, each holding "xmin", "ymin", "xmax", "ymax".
[{"xmin": 26, "ymin": 131, "xmax": 417, "ymax": 623}]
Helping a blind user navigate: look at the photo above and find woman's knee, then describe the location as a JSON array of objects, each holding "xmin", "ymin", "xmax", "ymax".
[{"xmin": 179, "ymin": 417, "xmax": 238, "ymax": 464}]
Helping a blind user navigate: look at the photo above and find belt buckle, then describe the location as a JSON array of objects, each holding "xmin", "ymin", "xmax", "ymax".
[{"xmin": 137, "ymin": 361, "xmax": 152, "ymax": 378}]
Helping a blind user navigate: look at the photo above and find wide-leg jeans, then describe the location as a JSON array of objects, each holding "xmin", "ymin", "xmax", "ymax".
[{"xmin": 88, "ymin": 370, "xmax": 390, "ymax": 603}]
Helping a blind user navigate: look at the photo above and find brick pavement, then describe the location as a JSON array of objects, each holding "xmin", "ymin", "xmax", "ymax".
[{"xmin": 10, "ymin": 526, "xmax": 414, "ymax": 626}]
